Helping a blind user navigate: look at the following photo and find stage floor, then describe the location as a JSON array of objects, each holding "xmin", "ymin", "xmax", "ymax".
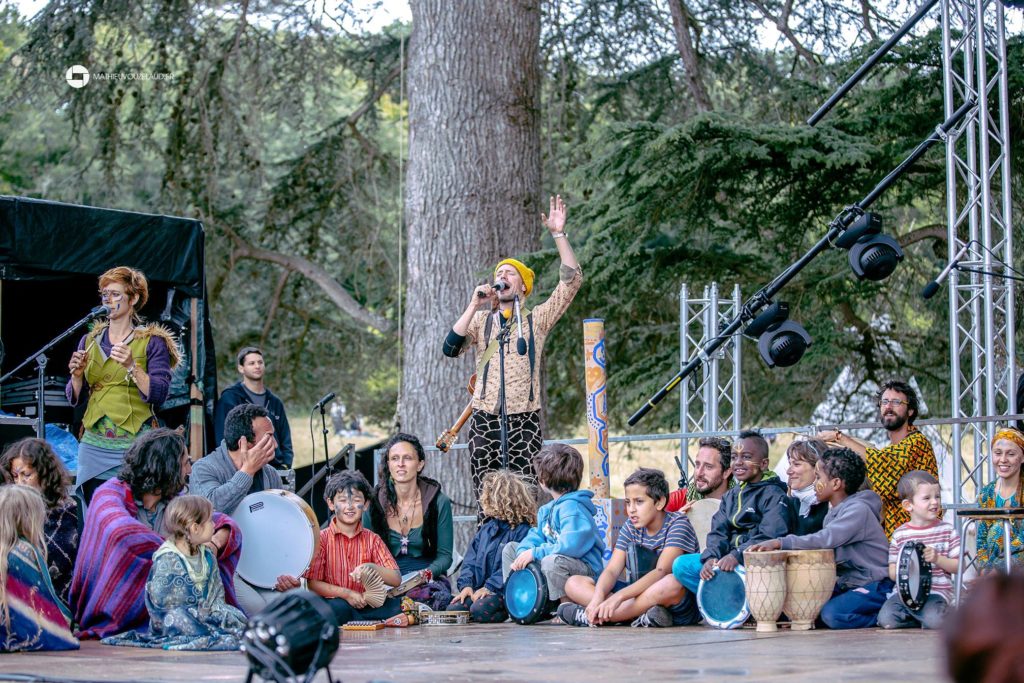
[{"xmin": 0, "ymin": 622, "xmax": 945, "ymax": 683}]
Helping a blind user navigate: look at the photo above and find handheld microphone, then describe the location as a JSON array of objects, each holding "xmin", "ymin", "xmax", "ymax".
[
  {"xmin": 313, "ymin": 391, "xmax": 336, "ymax": 411},
  {"xmin": 514, "ymin": 295, "xmax": 527, "ymax": 356},
  {"xmin": 89, "ymin": 305, "xmax": 111, "ymax": 318},
  {"xmin": 477, "ymin": 281, "xmax": 510, "ymax": 298},
  {"xmin": 921, "ymin": 242, "xmax": 972, "ymax": 300}
]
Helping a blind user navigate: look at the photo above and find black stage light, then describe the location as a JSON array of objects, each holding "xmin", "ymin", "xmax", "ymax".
[
  {"xmin": 743, "ymin": 300, "xmax": 812, "ymax": 368},
  {"xmin": 848, "ymin": 234, "xmax": 904, "ymax": 281},
  {"xmin": 757, "ymin": 320, "xmax": 813, "ymax": 368},
  {"xmin": 242, "ymin": 590, "xmax": 340, "ymax": 683}
]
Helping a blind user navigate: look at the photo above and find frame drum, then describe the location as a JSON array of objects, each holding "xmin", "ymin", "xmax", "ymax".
[
  {"xmin": 697, "ymin": 565, "xmax": 749, "ymax": 629},
  {"xmin": 505, "ymin": 561, "xmax": 550, "ymax": 625},
  {"xmin": 235, "ymin": 489, "xmax": 320, "ymax": 588}
]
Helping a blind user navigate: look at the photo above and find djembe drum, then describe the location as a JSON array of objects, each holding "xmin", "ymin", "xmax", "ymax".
[
  {"xmin": 743, "ymin": 550, "xmax": 788, "ymax": 632},
  {"xmin": 782, "ymin": 549, "xmax": 836, "ymax": 630}
]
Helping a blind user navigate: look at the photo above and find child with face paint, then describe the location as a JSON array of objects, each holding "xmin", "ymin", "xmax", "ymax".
[
  {"xmin": 66, "ymin": 266, "xmax": 179, "ymax": 506},
  {"xmin": 305, "ymin": 471, "xmax": 402, "ymax": 625}
]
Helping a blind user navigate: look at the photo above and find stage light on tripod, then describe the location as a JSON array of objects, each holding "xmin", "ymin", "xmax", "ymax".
[{"xmin": 743, "ymin": 301, "xmax": 812, "ymax": 368}]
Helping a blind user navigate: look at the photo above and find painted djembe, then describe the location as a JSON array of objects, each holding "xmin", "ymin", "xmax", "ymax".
[
  {"xmin": 743, "ymin": 550, "xmax": 788, "ymax": 632},
  {"xmin": 782, "ymin": 549, "xmax": 836, "ymax": 630}
]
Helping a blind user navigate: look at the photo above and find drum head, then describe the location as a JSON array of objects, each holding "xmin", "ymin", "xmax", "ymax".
[
  {"xmin": 698, "ymin": 565, "xmax": 749, "ymax": 629},
  {"xmin": 236, "ymin": 490, "xmax": 319, "ymax": 588},
  {"xmin": 686, "ymin": 498, "xmax": 722, "ymax": 552},
  {"xmin": 505, "ymin": 561, "xmax": 550, "ymax": 625}
]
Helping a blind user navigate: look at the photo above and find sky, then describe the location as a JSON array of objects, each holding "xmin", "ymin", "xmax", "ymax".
[{"xmin": 12, "ymin": 0, "xmax": 413, "ymax": 32}]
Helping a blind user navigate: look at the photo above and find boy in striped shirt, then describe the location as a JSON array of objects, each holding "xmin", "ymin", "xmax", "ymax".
[
  {"xmin": 305, "ymin": 471, "xmax": 402, "ymax": 624},
  {"xmin": 877, "ymin": 470, "xmax": 960, "ymax": 630},
  {"xmin": 557, "ymin": 468, "xmax": 700, "ymax": 627}
]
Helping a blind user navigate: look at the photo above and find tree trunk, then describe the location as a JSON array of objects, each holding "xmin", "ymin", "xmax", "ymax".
[
  {"xmin": 403, "ymin": 0, "xmax": 542, "ymax": 548},
  {"xmin": 666, "ymin": 0, "xmax": 713, "ymax": 113}
]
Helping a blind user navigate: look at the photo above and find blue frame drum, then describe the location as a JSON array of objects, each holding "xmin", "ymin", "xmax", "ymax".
[
  {"xmin": 697, "ymin": 565, "xmax": 750, "ymax": 629},
  {"xmin": 505, "ymin": 561, "xmax": 551, "ymax": 625}
]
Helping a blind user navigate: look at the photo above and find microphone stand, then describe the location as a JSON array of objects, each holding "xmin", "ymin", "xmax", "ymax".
[
  {"xmin": 297, "ymin": 443, "xmax": 355, "ymax": 499},
  {"xmin": 495, "ymin": 317, "xmax": 513, "ymax": 470},
  {"xmin": 1, "ymin": 308, "xmax": 106, "ymax": 437}
]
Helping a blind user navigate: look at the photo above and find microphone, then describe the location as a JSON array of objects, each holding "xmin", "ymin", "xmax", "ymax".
[
  {"xmin": 476, "ymin": 281, "xmax": 510, "ymax": 298},
  {"xmin": 89, "ymin": 305, "xmax": 111, "ymax": 318},
  {"xmin": 313, "ymin": 391, "xmax": 336, "ymax": 411},
  {"xmin": 922, "ymin": 242, "xmax": 972, "ymax": 299},
  {"xmin": 514, "ymin": 295, "xmax": 527, "ymax": 355}
]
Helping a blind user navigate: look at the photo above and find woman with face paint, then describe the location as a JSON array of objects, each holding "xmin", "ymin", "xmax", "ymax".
[{"xmin": 66, "ymin": 266, "xmax": 180, "ymax": 506}]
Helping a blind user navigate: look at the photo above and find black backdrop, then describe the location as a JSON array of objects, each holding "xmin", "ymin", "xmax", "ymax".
[{"xmin": 0, "ymin": 196, "xmax": 217, "ymax": 450}]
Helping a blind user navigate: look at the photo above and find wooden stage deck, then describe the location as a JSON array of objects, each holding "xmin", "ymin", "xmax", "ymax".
[{"xmin": 0, "ymin": 622, "xmax": 945, "ymax": 683}]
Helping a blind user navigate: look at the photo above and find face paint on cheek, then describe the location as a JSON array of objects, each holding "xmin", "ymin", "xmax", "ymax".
[{"xmin": 814, "ymin": 480, "xmax": 825, "ymax": 493}]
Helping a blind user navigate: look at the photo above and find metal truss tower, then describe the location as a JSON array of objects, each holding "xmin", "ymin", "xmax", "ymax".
[{"xmin": 942, "ymin": 0, "xmax": 1017, "ymax": 505}]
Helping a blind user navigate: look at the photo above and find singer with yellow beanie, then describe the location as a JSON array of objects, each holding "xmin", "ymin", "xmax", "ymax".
[{"xmin": 443, "ymin": 195, "xmax": 583, "ymax": 500}]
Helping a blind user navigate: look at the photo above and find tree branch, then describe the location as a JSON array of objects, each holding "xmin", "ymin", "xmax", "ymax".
[
  {"xmin": 666, "ymin": 0, "xmax": 713, "ymax": 112},
  {"xmin": 897, "ymin": 224, "xmax": 946, "ymax": 248},
  {"xmin": 260, "ymin": 269, "xmax": 291, "ymax": 346},
  {"xmin": 229, "ymin": 233, "xmax": 396, "ymax": 337}
]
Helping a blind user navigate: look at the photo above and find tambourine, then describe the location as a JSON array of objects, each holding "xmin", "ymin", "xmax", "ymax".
[
  {"xmin": 897, "ymin": 541, "xmax": 932, "ymax": 611},
  {"xmin": 697, "ymin": 565, "xmax": 749, "ymax": 629}
]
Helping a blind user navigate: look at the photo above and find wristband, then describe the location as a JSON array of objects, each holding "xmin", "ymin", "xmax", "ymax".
[{"xmin": 552, "ymin": 232, "xmax": 567, "ymax": 239}]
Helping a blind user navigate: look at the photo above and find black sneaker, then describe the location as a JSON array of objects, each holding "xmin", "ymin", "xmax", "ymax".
[
  {"xmin": 556, "ymin": 602, "xmax": 591, "ymax": 627},
  {"xmin": 631, "ymin": 605, "xmax": 672, "ymax": 628}
]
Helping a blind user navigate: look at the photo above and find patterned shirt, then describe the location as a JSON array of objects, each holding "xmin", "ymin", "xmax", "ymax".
[
  {"xmin": 888, "ymin": 521, "xmax": 960, "ymax": 603},
  {"xmin": 615, "ymin": 511, "xmax": 699, "ymax": 556},
  {"xmin": 303, "ymin": 521, "xmax": 398, "ymax": 593},
  {"xmin": 975, "ymin": 481, "xmax": 1024, "ymax": 570},
  {"xmin": 865, "ymin": 429, "xmax": 938, "ymax": 539},
  {"xmin": 460, "ymin": 265, "xmax": 583, "ymax": 415}
]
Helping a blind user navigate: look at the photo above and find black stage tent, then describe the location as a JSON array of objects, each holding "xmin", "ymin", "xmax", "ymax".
[{"xmin": 0, "ymin": 196, "xmax": 217, "ymax": 456}]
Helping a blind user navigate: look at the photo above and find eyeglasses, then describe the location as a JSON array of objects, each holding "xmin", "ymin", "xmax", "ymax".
[
  {"xmin": 98, "ymin": 289, "xmax": 125, "ymax": 302},
  {"xmin": 878, "ymin": 398, "xmax": 907, "ymax": 408}
]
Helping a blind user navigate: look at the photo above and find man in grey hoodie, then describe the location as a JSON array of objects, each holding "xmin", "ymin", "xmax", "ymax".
[
  {"xmin": 191, "ymin": 403, "xmax": 297, "ymax": 614},
  {"xmin": 749, "ymin": 447, "xmax": 891, "ymax": 629}
]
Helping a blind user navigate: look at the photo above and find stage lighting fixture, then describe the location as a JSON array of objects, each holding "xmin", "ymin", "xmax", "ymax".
[
  {"xmin": 242, "ymin": 590, "xmax": 340, "ymax": 683},
  {"xmin": 743, "ymin": 300, "xmax": 812, "ymax": 368},
  {"xmin": 757, "ymin": 320, "xmax": 813, "ymax": 368},
  {"xmin": 848, "ymin": 234, "xmax": 904, "ymax": 281}
]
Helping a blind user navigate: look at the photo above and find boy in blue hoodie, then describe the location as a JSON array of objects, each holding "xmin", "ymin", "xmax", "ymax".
[
  {"xmin": 502, "ymin": 443, "xmax": 605, "ymax": 613},
  {"xmin": 749, "ymin": 447, "xmax": 891, "ymax": 629}
]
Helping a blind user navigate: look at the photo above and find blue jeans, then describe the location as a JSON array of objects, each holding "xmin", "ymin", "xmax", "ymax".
[
  {"xmin": 819, "ymin": 579, "xmax": 894, "ymax": 630},
  {"xmin": 876, "ymin": 593, "xmax": 948, "ymax": 630}
]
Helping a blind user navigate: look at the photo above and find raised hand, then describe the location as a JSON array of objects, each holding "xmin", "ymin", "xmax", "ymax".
[
  {"xmin": 110, "ymin": 343, "xmax": 134, "ymax": 369},
  {"xmin": 239, "ymin": 432, "xmax": 276, "ymax": 475},
  {"xmin": 540, "ymin": 195, "xmax": 567, "ymax": 235}
]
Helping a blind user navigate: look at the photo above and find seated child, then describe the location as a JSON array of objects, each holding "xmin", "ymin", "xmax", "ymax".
[
  {"xmin": 671, "ymin": 430, "xmax": 792, "ymax": 596},
  {"xmin": 103, "ymin": 495, "xmax": 247, "ymax": 650},
  {"xmin": 306, "ymin": 471, "xmax": 402, "ymax": 625},
  {"xmin": 877, "ymin": 470, "xmax": 959, "ymax": 630},
  {"xmin": 501, "ymin": 444, "xmax": 605, "ymax": 618},
  {"xmin": 0, "ymin": 485, "xmax": 78, "ymax": 652},
  {"xmin": 749, "ymin": 447, "xmax": 890, "ymax": 629},
  {"xmin": 448, "ymin": 470, "xmax": 535, "ymax": 622},
  {"xmin": 558, "ymin": 467, "xmax": 700, "ymax": 628}
]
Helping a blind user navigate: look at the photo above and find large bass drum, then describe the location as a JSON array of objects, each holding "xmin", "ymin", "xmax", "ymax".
[{"xmin": 235, "ymin": 489, "xmax": 320, "ymax": 588}]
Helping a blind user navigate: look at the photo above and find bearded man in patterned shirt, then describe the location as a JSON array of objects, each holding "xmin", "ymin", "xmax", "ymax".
[{"xmin": 818, "ymin": 380, "xmax": 938, "ymax": 539}]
